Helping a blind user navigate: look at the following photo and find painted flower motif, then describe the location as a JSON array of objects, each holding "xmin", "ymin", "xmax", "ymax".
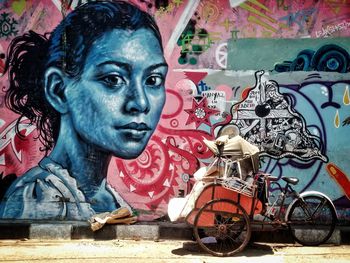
[
  {"xmin": 184, "ymin": 97, "xmax": 220, "ymax": 128},
  {"xmin": 195, "ymin": 108, "xmax": 205, "ymax": 119}
]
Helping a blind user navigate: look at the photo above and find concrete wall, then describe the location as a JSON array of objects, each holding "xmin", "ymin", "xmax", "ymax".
[{"xmin": 0, "ymin": 0, "xmax": 349, "ymax": 222}]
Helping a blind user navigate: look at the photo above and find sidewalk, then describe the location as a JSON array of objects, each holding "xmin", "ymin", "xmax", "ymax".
[{"xmin": 0, "ymin": 219, "xmax": 349, "ymax": 244}]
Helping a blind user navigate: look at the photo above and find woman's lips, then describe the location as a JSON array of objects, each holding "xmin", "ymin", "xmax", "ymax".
[
  {"xmin": 118, "ymin": 122, "xmax": 151, "ymax": 140},
  {"xmin": 119, "ymin": 122, "xmax": 151, "ymax": 130}
]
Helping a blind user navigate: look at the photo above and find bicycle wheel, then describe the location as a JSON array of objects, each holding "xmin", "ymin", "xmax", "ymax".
[
  {"xmin": 194, "ymin": 199, "xmax": 251, "ymax": 257},
  {"xmin": 287, "ymin": 194, "xmax": 337, "ymax": 246}
]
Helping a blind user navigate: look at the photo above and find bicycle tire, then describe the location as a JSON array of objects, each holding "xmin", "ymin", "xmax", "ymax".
[
  {"xmin": 287, "ymin": 194, "xmax": 337, "ymax": 246},
  {"xmin": 193, "ymin": 199, "xmax": 251, "ymax": 257}
]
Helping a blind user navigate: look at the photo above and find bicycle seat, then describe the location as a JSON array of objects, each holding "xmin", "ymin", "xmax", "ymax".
[
  {"xmin": 267, "ymin": 176, "xmax": 279, "ymax": 181},
  {"xmin": 282, "ymin": 176, "xmax": 299, "ymax": 185}
]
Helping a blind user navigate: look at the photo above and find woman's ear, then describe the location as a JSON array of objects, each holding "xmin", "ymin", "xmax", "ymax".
[{"xmin": 44, "ymin": 67, "xmax": 68, "ymax": 114}]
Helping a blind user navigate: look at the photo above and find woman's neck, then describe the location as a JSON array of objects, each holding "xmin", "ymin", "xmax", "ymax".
[{"xmin": 48, "ymin": 121, "xmax": 111, "ymax": 199}]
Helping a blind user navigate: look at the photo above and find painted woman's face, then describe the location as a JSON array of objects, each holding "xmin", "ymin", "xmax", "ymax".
[{"xmin": 64, "ymin": 28, "xmax": 168, "ymax": 159}]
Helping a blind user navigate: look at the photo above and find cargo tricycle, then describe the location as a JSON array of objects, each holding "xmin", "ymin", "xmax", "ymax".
[{"xmin": 168, "ymin": 135, "xmax": 337, "ymax": 257}]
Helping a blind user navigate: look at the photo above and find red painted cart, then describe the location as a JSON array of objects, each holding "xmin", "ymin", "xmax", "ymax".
[{"xmin": 183, "ymin": 153, "xmax": 264, "ymax": 256}]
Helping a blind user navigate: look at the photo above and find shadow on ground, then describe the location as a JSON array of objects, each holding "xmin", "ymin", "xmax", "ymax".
[{"xmin": 171, "ymin": 241, "xmax": 274, "ymax": 257}]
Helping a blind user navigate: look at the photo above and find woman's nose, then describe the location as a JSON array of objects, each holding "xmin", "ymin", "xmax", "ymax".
[{"xmin": 125, "ymin": 80, "xmax": 150, "ymax": 114}]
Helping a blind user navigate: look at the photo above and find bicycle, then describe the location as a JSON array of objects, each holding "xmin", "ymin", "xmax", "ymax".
[{"xmin": 263, "ymin": 175, "xmax": 337, "ymax": 246}]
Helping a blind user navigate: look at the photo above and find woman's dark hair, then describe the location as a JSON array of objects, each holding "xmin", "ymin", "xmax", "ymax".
[{"xmin": 4, "ymin": 0, "xmax": 163, "ymax": 153}]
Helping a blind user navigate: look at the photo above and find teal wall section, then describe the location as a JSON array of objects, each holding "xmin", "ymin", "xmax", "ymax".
[{"xmin": 227, "ymin": 38, "xmax": 350, "ymax": 71}]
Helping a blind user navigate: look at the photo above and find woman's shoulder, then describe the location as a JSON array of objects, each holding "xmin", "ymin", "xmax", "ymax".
[
  {"xmin": 10, "ymin": 165, "xmax": 52, "ymax": 185},
  {"xmin": 0, "ymin": 159, "xmax": 92, "ymax": 219},
  {"xmin": 0, "ymin": 165, "xmax": 62, "ymax": 219},
  {"xmin": 4, "ymin": 157, "xmax": 82, "ymax": 199},
  {"xmin": 2, "ymin": 164, "xmax": 62, "ymax": 199}
]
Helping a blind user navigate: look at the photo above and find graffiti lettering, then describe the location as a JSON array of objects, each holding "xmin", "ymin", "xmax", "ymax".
[
  {"xmin": 279, "ymin": 8, "xmax": 316, "ymax": 31},
  {"xmin": 316, "ymin": 20, "xmax": 350, "ymax": 38}
]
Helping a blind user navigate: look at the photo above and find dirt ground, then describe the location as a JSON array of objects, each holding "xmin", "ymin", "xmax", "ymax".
[{"xmin": 0, "ymin": 239, "xmax": 349, "ymax": 263}]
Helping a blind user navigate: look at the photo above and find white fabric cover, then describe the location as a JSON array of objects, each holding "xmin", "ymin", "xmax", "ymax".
[
  {"xmin": 203, "ymin": 135, "xmax": 259, "ymax": 156},
  {"xmin": 167, "ymin": 135, "xmax": 260, "ymax": 222}
]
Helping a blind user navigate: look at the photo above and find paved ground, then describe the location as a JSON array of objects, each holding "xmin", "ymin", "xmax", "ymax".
[{"xmin": 0, "ymin": 239, "xmax": 349, "ymax": 263}]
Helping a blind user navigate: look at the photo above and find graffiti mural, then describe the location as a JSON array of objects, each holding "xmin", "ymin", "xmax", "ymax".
[
  {"xmin": 0, "ymin": 0, "xmax": 349, "ymax": 223},
  {"xmin": 231, "ymin": 70, "xmax": 327, "ymax": 162},
  {"xmin": 0, "ymin": 1, "xmax": 169, "ymax": 220}
]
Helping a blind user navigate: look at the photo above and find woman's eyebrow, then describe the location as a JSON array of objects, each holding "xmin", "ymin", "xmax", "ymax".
[
  {"xmin": 147, "ymin": 63, "xmax": 168, "ymax": 72},
  {"xmin": 96, "ymin": 61, "xmax": 132, "ymax": 73},
  {"xmin": 95, "ymin": 61, "xmax": 168, "ymax": 73}
]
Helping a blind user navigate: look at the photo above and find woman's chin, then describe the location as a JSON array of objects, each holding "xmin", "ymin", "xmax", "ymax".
[{"xmin": 111, "ymin": 146, "xmax": 146, "ymax": 160}]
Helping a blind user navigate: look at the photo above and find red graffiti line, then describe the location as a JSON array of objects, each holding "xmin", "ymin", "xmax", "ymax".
[{"xmin": 326, "ymin": 163, "xmax": 350, "ymax": 200}]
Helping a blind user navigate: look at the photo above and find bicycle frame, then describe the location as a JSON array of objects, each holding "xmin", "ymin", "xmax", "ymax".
[
  {"xmin": 250, "ymin": 176, "xmax": 338, "ymax": 226},
  {"xmin": 264, "ymin": 179, "xmax": 300, "ymax": 222}
]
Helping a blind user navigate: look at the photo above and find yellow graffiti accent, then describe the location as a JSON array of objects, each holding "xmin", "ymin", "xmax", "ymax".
[
  {"xmin": 344, "ymin": 85, "xmax": 350, "ymax": 105},
  {"xmin": 248, "ymin": 0, "xmax": 271, "ymax": 13},
  {"xmin": 334, "ymin": 109, "xmax": 340, "ymax": 128},
  {"xmin": 325, "ymin": 0, "xmax": 347, "ymax": 15},
  {"xmin": 220, "ymin": 18, "xmax": 234, "ymax": 32},
  {"xmin": 278, "ymin": 22, "xmax": 290, "ymax": 29},
  {"xmin": 329, "ymin": 166, "xmax": 337, "ymax": 174},
  {"xmin": 262, "ymin": 30, "xmax": 273, "ymax": 37},
  {"xmin": 239, "ymin": 0, "xmax": 285, "ymax": 33},
  {"xmin": 240, "ymin": 2, "xmax": 276, "ymax": 23},
  {"xmin": 248, "ymin": 15, "xmax": 278, "ymax": 33},
  {"xmin": 202, "ymin": 2, "xmax": 220, "ymax": 22},
  {"xmin": 173, "ymin": 0, "xmax": 184, "ymax": 8}
]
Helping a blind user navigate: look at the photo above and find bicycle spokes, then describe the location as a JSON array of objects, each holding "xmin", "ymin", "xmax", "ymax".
[{"xmin": 288, "ymin": 195, "xmax": 336, "ymax": 246}]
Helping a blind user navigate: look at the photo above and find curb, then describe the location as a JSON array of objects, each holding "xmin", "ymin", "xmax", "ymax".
[{"xmin": 0, "ymin": 220, "xmax": 349, "ymax": 244}]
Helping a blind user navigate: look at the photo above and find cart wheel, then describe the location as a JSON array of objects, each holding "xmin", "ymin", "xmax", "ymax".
[{"xmin": 194, "ymin": 199, "xmax": 251, "ymax": 257}]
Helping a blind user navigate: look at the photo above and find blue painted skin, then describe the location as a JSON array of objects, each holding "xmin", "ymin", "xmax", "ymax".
[{"xmin": 0, "ymin": 28, "xmax": 168, "ymax": 220}]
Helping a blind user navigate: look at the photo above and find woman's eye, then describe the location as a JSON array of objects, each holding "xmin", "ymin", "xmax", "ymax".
[
  {"xmin": 145, "ymin": 75, "xmax": 164, "ymax": 87},
  {"xmin": 100, "ymin": 75, "xmax": 125, "ymax": 87}
]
